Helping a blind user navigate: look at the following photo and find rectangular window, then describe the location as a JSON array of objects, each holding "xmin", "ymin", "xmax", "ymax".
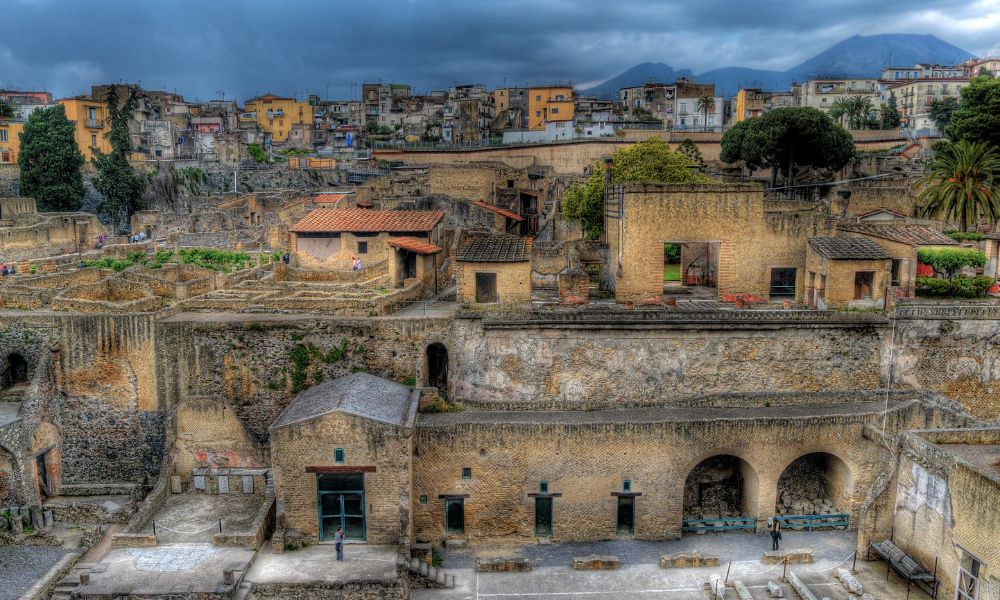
[
  {"xmin": 536, "ymin": 95, "xmax": 541, "ymax": 101},
  {"xmin": 90, "ymin": 134, "xmax": 97, "ymax": 147},
  {"xmin": 539, "ymin": 481, "xmax": 549, "ymax": 494},
  {"xmin": 474, "ymin": 272, "xmax": 498, "ymax": 303},
  {"xmin": 334, "ymin": 448, "xmax": 345, "ymax": 463},
  {"xmin": 419, "ymin": 494, "xmax": 428, "ymax": 504},
  {"xmin": 769, "ymin": 268, "xmax": 797, "ymax": 299},
  {"xmin": 854, "ymin": 271, "xmax": 875, "ymax": 300},
  {"xmin": 535, "ymin": 111, "xmax": 541, "ymax": 117},
  {"xmin": 551, "ymin": 107, "xmax": 559, "ymax": 114},
  {"xmin": 0, "ymin": 130, "xmax": 7, "ymax": 142},
  {"xmin": 461, "ymin": 467, "xmax": 472, "ymax": 479},
  {"xmin": 623, "ymin": 480, "xmax": 632, "ymax": 492},
  {"xmin": 890, "ymin": 259, "xmax": 901, "ymax": 286},
  {"xmin": 357, "ymin": 241, "xmax": 368, "ymax": 254}
]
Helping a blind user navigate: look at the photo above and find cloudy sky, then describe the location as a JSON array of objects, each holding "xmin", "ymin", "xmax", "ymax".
[{"xmin": 3, "ymin": 0, "xmax": 998, "ymax": 102}]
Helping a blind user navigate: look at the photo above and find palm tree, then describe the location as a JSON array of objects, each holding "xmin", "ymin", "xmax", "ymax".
[
  {"xmin": 850, "ymin": 96, "xmax": 876, "ymax": 129},
  {"xmin": 697, "ymin": 96, "xmax": 715, "ymax": 132},
  {"xmin": 828, "ymin": 98, "xmax": 850, "ymax": 128},
  {"xmin": 916, "ymin": 140, "xmax": 1000, "ymax": 232}
]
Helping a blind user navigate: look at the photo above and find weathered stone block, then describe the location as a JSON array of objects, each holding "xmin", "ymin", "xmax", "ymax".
[
  {"xmin": 572, "ymin": 555, "xmax": 620, "ymax": 570},
  {"xmin": 660, "ymin": 552, "xmax": 720, "ymax": 568},
  {"xmin": 170, "ymin": 475, "xmax": 182, "ymax": 494},
  {"xmin": 475, "ymin": 557, "xmax": 532, "ymax": 572},
  {"xmin": 762, "ymin": 548, "xmax": 813, "ymax": 564}
]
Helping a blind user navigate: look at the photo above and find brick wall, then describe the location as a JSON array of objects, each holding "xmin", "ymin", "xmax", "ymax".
[
  {"xmin": 271, "ymin": 412, "xmax": 411, "ymax": 544},
  {"xmin": 456, "ymin": 261, "xmax": 532, "ymax": 304}
]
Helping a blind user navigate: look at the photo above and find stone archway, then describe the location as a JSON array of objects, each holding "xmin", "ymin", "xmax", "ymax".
[
  {"xmin": 683, "ymin": 454, "xmax": 759, "ymax": 522},
  {"xmin": 426, "ymin": 343, "xmax": 448, "ymax": 399},
  {"xmin": 775, "ymin": 452, "xmax": 853, "ymax": 520}
]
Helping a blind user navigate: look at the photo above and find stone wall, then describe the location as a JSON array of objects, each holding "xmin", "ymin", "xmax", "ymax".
[
  {"xmin": 411, "ymin": 394, "xmax": 959, "ymax": 544},
  {"xmin": 608, "ymin": 183, "xmax": 835, "ymax": 302},
  {"xmin": 841, "ymin": 180, "xmax": 916, "ymax": 217},
  {"xmin": 456, "ymin": 261, "xmax": 532, "ymax": 305},
  {"xmin": 271, "ymin": 409, "xmax": 413, "ymax": 544}
]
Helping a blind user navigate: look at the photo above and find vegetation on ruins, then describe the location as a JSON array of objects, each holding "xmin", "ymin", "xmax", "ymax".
[
  {"xmin": 17, "ymin": 105, "xmax": 86, "ymax": 211},
  {"xmin": 916, "ymin": 248, "xmax": 986, "ymax": 279},
  {"xmin": 82, "ymin": 248, "xmax": 250, "ymax": 273},
  {"xmin": 676, "ymin": 139, "xmax": 704, "ymax": 166},
  {"xmin": 719, "ymin": 107, "xmax": 855, "ymax": 186},
  {"xmin": 945, "ymin": 74, "xmax": 1000, "ymax": 148},
  {"xmin": 915, "ymin": 275, "xmax": 994, "ymax": 298},
  {"xmin": 92, "ymin": 85, "xmax": 148, "ymax": 233},
  {"xmin": 915, "ymin": 140, "xmax": 1000, "ymax": 231},
  {"xmin": 562, "ymin": 138, "xmax": 712, "ymax": 239},
  {"xmin": 247, "ymin": 142, "xmax": 268, "ymax": 163},
  {"xmin": 945, "ymin": 231, "xmax": 987, "ymax": 242}
]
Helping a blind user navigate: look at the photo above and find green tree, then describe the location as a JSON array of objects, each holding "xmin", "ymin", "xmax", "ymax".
[
  {"xmin": 17, "ymin": 105, "xmax": 85, "ymax": 211},
  {"xmin": 92, "ymin": 85, "xmax": 147, "ymax": 232},
  {"xmin": 945, "ymin": 76, "xmax": 1000, "ymax": 147},
  {"xmin": 562, "ymin": 138, "xmax": 712, "ymax": 239},
  {"xmin": 930, "ymin": 97, "xmax": 960, "ymax": 132},
  {"xmin": 0, "ymin": 100, "xmax": 14, "ymax": 120},
  {"xmin": 915, "ymin": 140, "xmax": 1000, "ymax": 232},
  {"xmin": 676, "ymin": 138, "xmax": 704, "ymax": 166},
  {"xmin": 697, "ymin": 96, "xmax": 715, "ymax": 131},
  {"xmin": 881, "ymin": 93, "xmax": 901, "ymax": 129},
  {"xmin": 828, "ymin": 98, "xmax": 850, "ymax": 128},
  {"xmin": 719, "ymin": 107, "xmax": 855, "ymax": 186}
]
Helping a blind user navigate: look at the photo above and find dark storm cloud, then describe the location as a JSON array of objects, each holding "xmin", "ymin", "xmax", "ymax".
[{"xmin": 2, "ymin": 0, "xmax": 998, "ymax": 101}]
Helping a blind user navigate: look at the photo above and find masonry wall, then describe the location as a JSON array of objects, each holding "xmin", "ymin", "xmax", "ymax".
[
  {"xmin": 411, "ymin": 401, "xmax": 939, "ymax": 544},
  {"xmin": 271, "ymin": 412, "xmax": 411, "ymax": 544},
  {"xmin": 890, "ymin": 429, "xmax": 1000, "ymax": 600},
  {"xmin": 456, "ymin": 261, "xmax": 532, "ymax": 304},
  {"xmin": 804, "ymin": 253, "xmax": 890, "ymax": 309},
  {"xmin": 842, "ymin": 181, "xmax": 916, "ymax": 218},
  {"xmin": 609, "ymin": 184, "xmax": 834, "ymax": 302}
]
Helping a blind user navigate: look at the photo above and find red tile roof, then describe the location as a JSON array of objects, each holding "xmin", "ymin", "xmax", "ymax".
[
  {"xmin": 473, "ymin": 201, "xmax": 525, "ymax": 222},
  {"xmin": 387, "ymin": 236, "xmax": 443, "ymax": 255},
  {"xmin": 290, "ymin": 209, "xmax": 445, "ymax": 233},
  {"xmin": 314, "ymin": 193, "xmax": 347, "ymax": 206},
  {"xmin": 838, "ymin": 223, "xmax": 958, "ymax": 246}
]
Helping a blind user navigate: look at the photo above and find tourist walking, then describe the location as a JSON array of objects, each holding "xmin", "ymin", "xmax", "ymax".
[
  {"xmin": 770, "ymin": 518, "xmax": 781, "ymax": 551},
  {"xmin": 334, "ymin": 527, "xmax": 344, "ymax": 561}
]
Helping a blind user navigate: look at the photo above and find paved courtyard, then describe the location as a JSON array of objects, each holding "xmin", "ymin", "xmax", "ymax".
[
  {"xmin": 415, "ymin": 531, "xmax": 934, "ymax": 600},
  {"xmin": 246, "ymin": 543, "xmax": 398, "ymax": 585},
  {"xmin": 139, "ymin": 492, "xmax": 264, "ymax": 543}
]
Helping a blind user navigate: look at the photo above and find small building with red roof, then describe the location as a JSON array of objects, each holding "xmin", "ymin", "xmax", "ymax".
[{"xmin": 288, "ymin": 208, "xmax": 445, "ymax": 272}]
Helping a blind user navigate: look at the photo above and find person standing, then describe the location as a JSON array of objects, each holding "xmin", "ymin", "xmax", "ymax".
[
  {"xmin": 334, "ymin": 527, "xmax": 344, "ymax": 561},
  {"xmin": 770, "ymin": 518, "xmax": 781, "ymax": 551}
]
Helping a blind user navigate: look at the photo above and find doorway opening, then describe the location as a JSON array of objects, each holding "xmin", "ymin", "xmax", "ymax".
[
  {"xmin": 445, "ymin": 498, "xmax": 465, "ymax": 535},
  {"xmin": 426, "ymin": 343, "xmax": 448, "ymax": 399},
  {"xmin": 534, "ymin": 497, "xmax": 553, "ymax": 537},
  {"xmin": 317, "ymin": 473, "xmax": 366, "ymax": 541},
  {"xmin": 616, "ymin": 496, "xmax": 635, "ymax": 535},
  {"xmin": 663, "ymin": 241, "xmax": 719, "ymax": 299}
]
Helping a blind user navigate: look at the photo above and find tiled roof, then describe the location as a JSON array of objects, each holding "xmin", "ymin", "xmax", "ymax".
[
  {"xmin": 314, "ymin": 193, "xmax": 347, "ymax": 206},
  {"xmin": 838, "ymin": 223, "xmax": 959, "ymax": 246},
  {"xmin": 809, "ymin": 237, "xmax": 891, "ymax": 260},
  {"xmin": 290, "ymin": 209, "xmax": 445, "ymax": 233},
  {"xmin": 387, "ymin": 236, "xmax": 443, "ymax": 255},
  {"xmin": 271, "ymin": 373, "xmax": 414, "ymax": 429},
  {"xmin": 457, "ymin": 234, "xmax": 530, "ymax": 262},
  {"xmin": 472, "ymin": 201, "xmax": 525, "ymax": 222}
]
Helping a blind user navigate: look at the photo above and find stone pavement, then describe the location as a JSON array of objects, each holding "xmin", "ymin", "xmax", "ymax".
[
  {"xmin": 415, "ymin": 531, "xmax": 934, "ymax": 600},
  {"xmin": 0, "ymin": 546, "xmax": 74, "ymax": 600},
  {"xmin": 245, "ymin": 542, "xmax": 398, "ymax": 585},
  {"xmin": 140, "ymin": 492, "xmax": 263, "ymax": 543},
  {"xmin": 78, "ymin": 543, "xmax": 254, "ymax": 597}
]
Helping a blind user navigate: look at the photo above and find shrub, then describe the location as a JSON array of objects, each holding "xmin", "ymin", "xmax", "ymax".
[
  {"xmin": 946, "ymin": 231, "xmax": 987, "ymax": 242},
  {"xmin": 916, "ymin": 248, "xmax": 986, "ymax": 278},
  {"xmin": 401, "ymin": 375, "xmax": 417, "ymax": 386},
  {"xmin": 916, "ymin": 276, "xmax": 995, "ymax": 298}
]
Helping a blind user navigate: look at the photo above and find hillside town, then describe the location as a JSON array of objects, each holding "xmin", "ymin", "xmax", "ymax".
[{"xmin": 2, "ymin": 7, "xmax": 1000, "ymax": 600}]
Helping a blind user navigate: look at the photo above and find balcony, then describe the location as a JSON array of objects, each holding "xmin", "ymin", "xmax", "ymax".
[{"xmin": 85, "ymin": 119, "xmax": 103, "ymax": 128}]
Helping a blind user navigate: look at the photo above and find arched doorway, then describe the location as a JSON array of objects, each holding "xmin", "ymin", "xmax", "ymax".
[
  {"xmin": 775, "ymin": 452, "xmax": 852, "ymax": 527},
  {"xmin": 683, "ymin": 455, "xmax": 759, "ymax": 525},
  {"xmin": 3, "ymin": 353, "xmax": 28, "ymax": 390},
  {"xmin": 426, "ymin": 343, "xmax": 448, "ymax": 399}
]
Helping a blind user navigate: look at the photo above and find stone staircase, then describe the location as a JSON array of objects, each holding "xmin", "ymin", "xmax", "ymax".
[{"xmin": 403, "ymin": 556, "xmax": 456, "ymax": 589}]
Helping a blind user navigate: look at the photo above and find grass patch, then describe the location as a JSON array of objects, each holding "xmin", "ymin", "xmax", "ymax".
[{"xmin": 663, "ymin": 263, "xmax": 681, "ymax": 282}]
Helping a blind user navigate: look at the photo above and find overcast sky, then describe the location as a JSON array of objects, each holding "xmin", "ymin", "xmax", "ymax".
[{"xmin": 3, "ymin": 0, "xmax": 999, "ymax": 102}]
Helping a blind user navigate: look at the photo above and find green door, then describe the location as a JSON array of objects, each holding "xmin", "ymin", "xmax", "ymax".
[
  {"xmin": 535, "ymin": 497, "xmax": 553, "ymax": 537},
  {"xmin": 317, "ymin": 473, "xmax": 366, "ymax": 541}
]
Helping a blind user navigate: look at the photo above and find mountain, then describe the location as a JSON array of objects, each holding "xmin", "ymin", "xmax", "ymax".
[{"xmin": 582, "ymin": 34, "xmax": 976, "ymax": 99}]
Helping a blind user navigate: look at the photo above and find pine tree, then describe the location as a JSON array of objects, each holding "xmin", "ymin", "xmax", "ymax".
[
  {"xmin": 882, "ymin": 93, "xmax": 901, "ymax": 129},
  {"xmin": 17, "ymin": 105, "xmax": 85, "ymax": 211},
  {"xmin": 92, "ymin": 85, "xmax": 147, "ymax": 233}
]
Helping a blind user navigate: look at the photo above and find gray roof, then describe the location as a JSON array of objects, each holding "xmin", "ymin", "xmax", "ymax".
[
  {"xmin": 808, "ymin": 237, "xmax": 891, "ymax": 260},
  {"xmin": 270, "ymin": 373, "xmax": 413, "ymax": 429},
  {"xmin": 457, "ymin": 234, "xmax": 530, "ymax": 262}
]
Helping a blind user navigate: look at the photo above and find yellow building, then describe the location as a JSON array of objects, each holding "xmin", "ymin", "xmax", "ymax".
[
  {"xmin": 527, "ymin": 85, "xmax": 574, "ymax": 130},
  {"xmin": 243, "ymin": 95, "xmax": 313, "ymax": 143},
  {"xmin": 733, "ymin": 88, "xmax": 765, "ymax": 122},
  {"xmin": 58, "ymin": 98, "xmax": 112, "ymax": 161},
  {"xmin": 0, "ymin": 119, "xmax": 25, "ymax": 164}
]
